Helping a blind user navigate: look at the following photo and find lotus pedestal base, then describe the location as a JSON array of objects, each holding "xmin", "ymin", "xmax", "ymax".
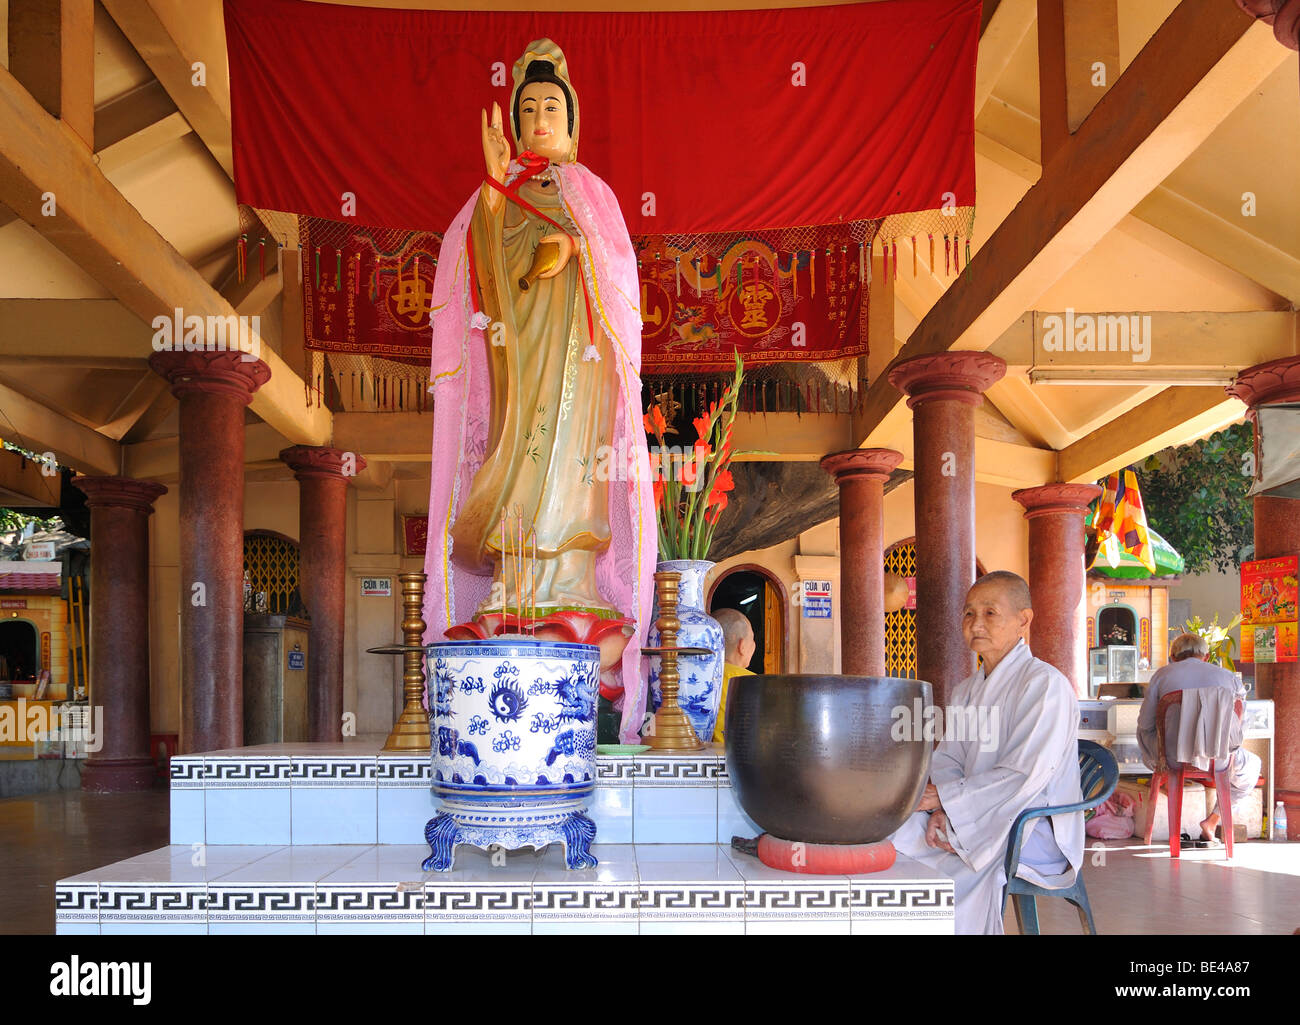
[{"xmin": 422, "ymin": 794, "xmax": 597, "ymax": 872}]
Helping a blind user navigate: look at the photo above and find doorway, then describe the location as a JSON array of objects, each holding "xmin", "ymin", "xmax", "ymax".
[
  {"xmin": 0, "ymin": 619, "xmax": 39, "ymax": 680},
  {"xmin": 709, "ymin": 568, "xmax": 785, "ymax": 674}
]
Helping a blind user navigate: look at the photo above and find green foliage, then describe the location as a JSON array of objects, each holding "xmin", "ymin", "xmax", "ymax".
[
  {"xmin": 1183, "ymin": 613, "xmax": 1242, "ymax": 672},
  {"xmin": 1132, "ymin": 423, "xmax": 1254, "ymax": 576},
  {"xmin": 0, "ymin": 509, "xmax": 58, "ymax": 537}
]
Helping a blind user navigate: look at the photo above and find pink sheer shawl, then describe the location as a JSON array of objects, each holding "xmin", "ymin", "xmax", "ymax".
[{"xmin": 423, "ymin": 160, "xmax": 655, "ymax": 743}]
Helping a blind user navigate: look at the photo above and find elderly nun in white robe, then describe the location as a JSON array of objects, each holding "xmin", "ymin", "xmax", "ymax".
[{"xmin": 890, "ymin": 571, "xmax": 1084, "ymax": 935}]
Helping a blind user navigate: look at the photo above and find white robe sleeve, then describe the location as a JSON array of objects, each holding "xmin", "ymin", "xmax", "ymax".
[{"xmin": 935, "ymin": 665, "xmax": 1077, "ymax": 874}]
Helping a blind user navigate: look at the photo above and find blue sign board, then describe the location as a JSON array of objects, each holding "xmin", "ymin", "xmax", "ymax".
[
  {"xmin": 803, "ymin": 596, "xmax": 832, "ymax": 619},
  {"xmin": 288, "ymin": 650, "xmax": 306, "ymax": 671}
]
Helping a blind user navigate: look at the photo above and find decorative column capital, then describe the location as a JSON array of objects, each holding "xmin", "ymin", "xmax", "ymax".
[
  {"xmin": 888, "ymin": 352, "xmax": 1006, "ymax": 408},
  {"xmin": 73, "ymin": 475, "xmax": 168, "ymax": 514},
  {"xmin": 1226, "ymin": 355, "xmax": 1300, "ymax": 413},
  {"xmin": 1013, "ymin": 483, "xmax": 1102, "ymax": 519},
  {"xmin": 279, "ymin": 445, "xmax": 367, "ymax": 482},
  {"xmin": 148, "ymin": 350, "xmax": 271, "ymax": 404},
  {"xmin": 820, "ymin": 448, "xmax": 903, "ymax": 484},
  {"xmin": 1234, "ymin": 0, "xmax": 1300, "ymax": 50}
]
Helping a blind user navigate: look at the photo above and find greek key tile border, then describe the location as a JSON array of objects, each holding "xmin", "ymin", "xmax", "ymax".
[
  {"xmin": 203, "ymin": 757, "xmax": 293, "ymax": 788},
  {"xmin": 290, "ymin": 758, "xmax": 378, "ymax": 787},
  {"xmin": 850, "ymin": 882, "xmax": 955, "ymax": 916},
  {"xmin": 632, "ymin": 757, "xmax": 717, "ymax": 787},
  {"xmin": 532, "ymin": 883, "xmax": 639, "ymax": 920},
  {"xmin": 375, "ymin": 757, "xmax": 432, "ymax": 787},
  {"xmin": 638, "ymin": 884, "xmax": 745, "ymax": 920},
  {"xmin": 206, "ymin": 884, "xmax": 315, "ymax": 923},
  {"xmin": 54, "ymin": 884, "xmax": 99, "ymax": 924},
  {"xmin": 596, "ymin": 757, "xmax": 636, "ymax": 786},
  {"xmin": 170, "ymin": 758, "xmax": 206, "ymax": 789},
  {"xmin": 316, "ymin": 885, "xmax": 425, "ymax": 922},
  {"xmin": 98, "ymin": 885, "xmax": 207, "ymax": 923},
  {"xmin": 743, "ymin": 882, "xmax": 853, "ymax": 921},
  {"xmin": 424, "ymin": 884, "xmax": 532, "ymax": 922}
]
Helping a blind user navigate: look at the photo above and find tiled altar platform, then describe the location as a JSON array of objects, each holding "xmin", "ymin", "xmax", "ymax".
[
  {"xmin": 166, "ymin": 738, "xmax": 761, "ymax": 846},
  {"xmin": 56, "ymin": 842, "xmax": 955, "ymax": 934},
  {"xmin": 57, "ymin": 738, "xmax": 956, "ymax": 934}
]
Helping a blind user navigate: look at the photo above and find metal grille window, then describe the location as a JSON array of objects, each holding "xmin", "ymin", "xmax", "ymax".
[
  {"xmin": 884, "ymin": 542, "xmax": 917, "ymax": 680},
  {"xmin": 242, "ymin": 531, "xmax": 301, "ymax": 615}
]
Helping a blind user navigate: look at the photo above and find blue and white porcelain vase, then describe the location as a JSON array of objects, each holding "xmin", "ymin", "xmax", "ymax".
[
  {"xmin": 423, "ymin": 638, "xmax": 600, "ymax": 871},
  {"xmin": 647, "ymin": 559, "xmax": 726, "ymax": 743}
]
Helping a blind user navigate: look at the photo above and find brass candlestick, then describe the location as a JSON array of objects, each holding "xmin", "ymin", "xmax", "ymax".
[
  {"xmin": 642, "ymin": 570, "xmax": 705, "ymax": 752},
  {"xmin": 381, "ymin": 572, "xmax": 432, "ymax": 752}
]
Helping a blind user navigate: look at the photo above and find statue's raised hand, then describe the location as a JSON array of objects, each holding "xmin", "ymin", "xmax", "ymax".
[{"xmin": 482, "ymin": 102, "xmax": 510, "ymax": 185}]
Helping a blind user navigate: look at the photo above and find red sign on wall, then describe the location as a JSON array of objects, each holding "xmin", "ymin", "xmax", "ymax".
[{"xmin": 402, "ymin": 515, "xmax": 429, "ymax": 557}]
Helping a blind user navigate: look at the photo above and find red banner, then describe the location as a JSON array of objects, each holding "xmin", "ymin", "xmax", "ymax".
[
  {"xmin": 226, "ymin": 0, "xmax": 978, "ymax": 233},
  {"xmin": 300, "ymin": 220, "xmax": 440, "ymax": 368},
  {"xmin": 298, "ymin": 220, "xmax": 868, "ymax": 372},
  {"xmin": 225, "ymin": 0, "xmax": 979, "ymax": 373},
  {"xmin": 635, "ymin": 231, "xmax": 866, "ymax": 370}
]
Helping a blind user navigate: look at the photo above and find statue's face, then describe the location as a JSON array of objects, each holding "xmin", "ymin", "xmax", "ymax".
[{"xmin": 518, "ymin": 81, "xmax": 571, "ymax": 162}]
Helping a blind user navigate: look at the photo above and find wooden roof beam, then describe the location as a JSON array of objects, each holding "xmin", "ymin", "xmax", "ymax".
[
  {"xmin": 1057, "ymin": 387, "xmax": 1245, "ymax": 484},
  {"xmin": 991, "ymin": 310, "xmax": 1298, "ymax": 382},
  {"xmin": 1037, "ymin": 0, "xmax": 1120, "ymax": 166},
  {"xmin": 855, "ymin": 1, "xmax": 1286, "ymax": 450},
  {"xmin": 100, "ymin": 0, "xmax": 233, "ymax": 178},
  {"xmin": 0, "ymin": 381, "xmax": 119, "ymax": 476},
  {"xmin": 976, "ymin": 0, "xmax": 1035, "ymax": 114},
  {"xmin": 7, "ymin": 0, "xmax": 94, "ymax": 151},
  {"xmin": 0, "ymin": 61, "xmax": 330, "ymax": 450}
]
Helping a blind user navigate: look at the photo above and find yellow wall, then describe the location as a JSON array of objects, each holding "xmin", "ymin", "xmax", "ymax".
[{"xmin": 0, "ymin": 595, "xmax": 70, "ymax": 689}]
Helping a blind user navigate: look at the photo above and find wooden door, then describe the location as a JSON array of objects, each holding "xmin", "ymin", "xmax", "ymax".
[{"xmin": 763, "ymin": 578, "xmax": 782, "ymax": 673}]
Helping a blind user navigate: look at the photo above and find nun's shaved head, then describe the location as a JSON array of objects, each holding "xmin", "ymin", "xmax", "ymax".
[{"xmin": 968, "ymin": 571, "xmax": 1032, "ymax": 612}]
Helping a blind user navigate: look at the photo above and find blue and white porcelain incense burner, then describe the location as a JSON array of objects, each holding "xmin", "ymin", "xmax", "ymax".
[{"xmin": 422, "ymin": 638, "xmax": 600, "ymax": 871}]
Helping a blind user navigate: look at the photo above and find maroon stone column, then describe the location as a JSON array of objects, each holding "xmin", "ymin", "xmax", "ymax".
[
  {"xmin": 1012, "ymin": 484, "xmax": 1102, "ymax": 695},
  {"xmin": 280, "ymin": 446, "xmax": 366, "ymax": 742},
  {"xmin": 1227, "ymin": 355, "xmax": 1300, "ymax": 838},
  {"xmin": 889, "ymin": 352, "xmax": 1006, "ymax": 706},
  {"xmin": 821, "ymin": 449, "xmax": 903, "ymax": 676},
  {"xmin": 149, "ymin": 351, "xmax": 270, "ymax": 754},
  {"xmin": 73, "ymin": 477, "xmax": 167, "ymax": 791}
]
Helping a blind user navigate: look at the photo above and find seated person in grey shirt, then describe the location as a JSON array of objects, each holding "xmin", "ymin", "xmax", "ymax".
[{"xmin": 1138, "ymin": 632, "xmax": 1261, "ymax": 844}]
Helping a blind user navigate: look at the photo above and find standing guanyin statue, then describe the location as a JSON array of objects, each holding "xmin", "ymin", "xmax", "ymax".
[{"xmin": 424, "ymin": 39, "xmax": 656, "ymax": 742}]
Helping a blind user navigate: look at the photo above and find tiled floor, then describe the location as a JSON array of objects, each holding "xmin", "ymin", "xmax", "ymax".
[
  {"xmin": 1, "ymin": 787, "xmax": 169, "ymax": 933},
  {"xmin": 1008, "ymin": 838, "xmax": 1300, "ymax": 935},
  {"xmin": 5, "ymin": 787, "xmax": 1300, "ymax": 933}
]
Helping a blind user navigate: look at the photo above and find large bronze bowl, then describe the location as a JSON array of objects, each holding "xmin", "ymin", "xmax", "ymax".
[{"xmin": 725, "ymin": 675, "xmax": 933, "ymax": 844}]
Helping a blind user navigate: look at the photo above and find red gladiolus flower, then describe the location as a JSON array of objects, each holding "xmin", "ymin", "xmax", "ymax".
[
  {"xmin": 652, "ymin": 480, "xmax": 664, "ymax": 508},
  {"xmin": 644, "ymin": 405, "xmax": 667, "ymax": 437},
  {"xmin": 693, "ymin": 413, "xmax": 711, "ymax": 440},
  {"xmin": 710, "ymin": 468, "xmax": 735, "ymax": 500}
]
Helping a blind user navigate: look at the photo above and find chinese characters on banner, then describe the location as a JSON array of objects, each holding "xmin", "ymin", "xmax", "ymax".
[
  {"xmin": 301, "ymin": 220, "xmax": 442, "ymax": 368},
  {"xmin": 1240, "ymin": 555, "xmax": 1299, "ymax": 663},
  {"xmin": 635, "ymin": 234, "xmax": 867, "ymax": 372},
  {"xmin": 300, "ymin": 221, "xmax": 867, "ymax": 371}
]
